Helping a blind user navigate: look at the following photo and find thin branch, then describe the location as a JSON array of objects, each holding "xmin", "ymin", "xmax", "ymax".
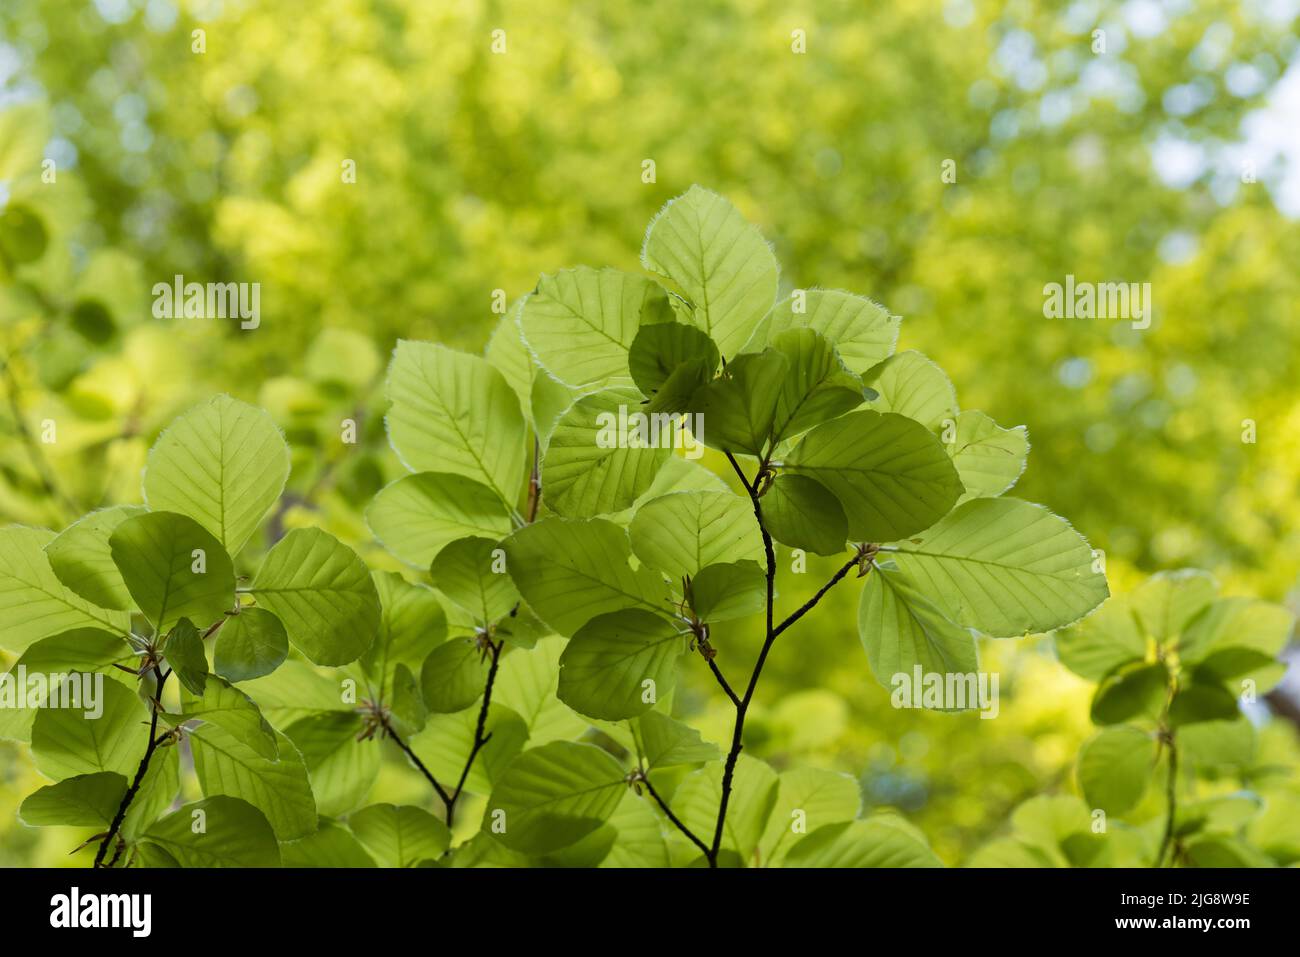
[
  {"xmin": 772, "ymin": 551, "xmax": 864, "ymax": 639},
  {"xmin": 445, "ymin": 638, "xmax": 502, "ymax": 828},
  {"xmin": 707, "ymin": 659, "xmax": 740, "ymax": 708},
  {"xmin": 641, "ymin": 772, "xmax": 711, "ymax": 860},
  {"xmin": 382, "ymin": 714, "xmax": 453, "ymax": 806},
  {"xmin": 94, "ymin": 666, "xmax": 169, "ymax": 868}
]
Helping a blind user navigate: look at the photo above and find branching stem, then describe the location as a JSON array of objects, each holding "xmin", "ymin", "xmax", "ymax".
[{"xmin": 94, "ymin": 666, "xmax": 169, "ymax": 868}]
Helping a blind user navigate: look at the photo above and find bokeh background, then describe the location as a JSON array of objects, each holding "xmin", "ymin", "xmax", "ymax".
[{"xmin": 2, "ymin": 0, "xmax": 1299, "ymax": 866}]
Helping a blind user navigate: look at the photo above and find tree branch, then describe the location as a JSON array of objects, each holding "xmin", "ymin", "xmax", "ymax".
[
  {"xmin": 640, "ymin": 771, "xmax": 711, "ymax": 860},
  {"xmin": 382, "ymin": 714, "xmax": 453, "ymax": 807},
  {"xmin": 94, "ymin": 666, "xmax": 169, "ymax": 868},
  {"xmin": 772, "ymin": 551, "xmax": 865, "ymax": 639},
  {"xmin": 445, "ymin": 637, "xmax": 502, "ymax": 828}
]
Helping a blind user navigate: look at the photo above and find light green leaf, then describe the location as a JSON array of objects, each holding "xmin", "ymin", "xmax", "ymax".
[
  {"xmin": 366, "ymin": 471, "xmax": 513, "ymax": 568},
  {"xmin": 250, "ymin": 527, "xmax": 379, "ymax": 666},
  {"xmin": 420, "ymin": 638, "xmax": 488, "ymax": 713},
  {"xmin": 641, "ymin": 186, "xmax": 778, "ymax": 358},
  {"xmin": 408, "ymin": 704, "xmax": 529, "ymax": 796},
  {"xmin": 0, "ymin": 526, "xmax": 130, "ymax": 653},
  {"xmin": 628, "ymin": 321, "xmax": 720, "ymax": 414},
  {"xmin": 785, "ymin": 410, "xmax": 963, "ymax": 542},
  {"xmin": 1078, "ymin": 727, "xmax": 1156, "ymax": 815},
  {"xmin": 142, "ymin": 796, "xmax": 280, "ymax": 867},
  {"xmin": 754, "ymin": 289, "xmax": 899, "ymax": 374},
  {"xmin": 171, "ymin": 674, "xmax": 277, "ymax": 759},
  {"xmin": 281, "ymin": 821, "xmax": 377, "ymax": 868},
  {"xmin": 484, "ymin": 741, "xmax": 627, "ymax": 855},
  {"xmin": 1129, "ymin": 569, "xmax": 1219, "ymax": 648},
  {"xmin": 784, "ymin": 818, "xmax": 943, "ymax": 868},
  {"xmin": 890, "ymin": 497, "xmax": 1109, "ymax": 637},
  {"xmin": 629, "ymin": 491, "xmax": 764, "ymax": 579},
  {"xmin": 121, "ymin": 745, "xmax": 180, "ymax": 841},
  {"xmin": 189, "ymin": 724, "xmax": 317, "ymax": 840},
  {"xmin": 602, "ymin": 791, "xmax": 671, "ymax": 867},
  {"xmin": 1178, "ymin": 597, "xmax": 1295, "ymax": 665},
  {"xmin": 686, "ymin": 349, "xmax": 788, "ymax": 454},
  {"xmin": 677, "ymin": 754, "xmax": 780, "ymax": 864},
  {"xmin": 388, "ymin": 662, "xmax": 427, "ymax": 735},
  {"xmin": 519, "ymin": 267, "xmax": 672, "ymax": 389},
  {"xmin": 947, "ymin": 410, "xmax": 1029, "ymax": 503},
  {"xmin": 1090, "ymin": 661, "xmax": 1169, "ymax": 725},
  {"xmin": 1180, "ymin": 717, "xmax": 1256, "ymax": 770},
  {"xmin": 362, "ymin": 571, "xmax": 447, "ymax": 687},
  {"xmin": 0, "ymin": 631, "xmax": 134, "ymax": 742},
  {"xmin": 493, "ymin": 636, "xmax": 590, "ymax": 744},
  {"xmin": 1192, "ymin": 645, "xmax": 1285, "ymax": 695},
  {"xmin": 690, "ymin": 560, "xmax": 766, "ymax": 622},
  {"xmin": 30, "ymin": 677, "xmax": 144, "ymax": 780},
  {"xmin": 503, "ymin": 518, "xmax": 668, "ymax": 637},
  {"xmin": 759, "ymin": 768, "xmax": 862, "ymax": 867},
  {"xmin": 44, "ymin": 505, "xmax": 146, "ymax": 610},
  {"xmin": 1052, "ymin": 593, "xmax": 1147, "ymax": 682},
  {"xmin": 143, "ymin": 395, "xmax": 290, "ymax": 555},
  {"xmin": 864, "ymin": 351, "xmax": 957, "ymax": 433},
  {"xmin": 769, "ymin": 328, "xmax": 865, "ymax": 444},
  {"xmin": 543, "ymin": 388, "xmax": 672, "ymax": 517},
  {"xmin": 634, "ymin": 711, "xmax": 721, "ymax": 769},
  {"xmin": 109, "ymin": 511, "xmax": 234, "ymax": 633},
  {"xmin": 285, "ymin": 711, "xmax": 380, "ymax": 817},
  {"xmin": 349, "ymin": 803, "xmax": 451, "ymax": 867},
  {"xmin": 19, "ymin": 771, "xmax": 127, "ymax": 827},
  {"xmin": 162, "ymin": 618, "xmax": 208, "ymax": 697},
  {"xmin": 760, "ymin": 474, "xmax": 847, "ymax": 556},
  {"xmin": 558, "ymin": 609, "xmax": 684, "ymax": 720},
  {"xmin": 430, "ymin": 536, "xmax": 519, "ymax": 624},
  {"xmin": 214, "ymin": 607, "xmax": 288, "ymax": 683},
  {"xmin": 858, "ymin": 563, "xmax": 980, "ymax": 703},
  {"xmin": 385, "ymin": 340, "xmax": 527, "ymax": 506}
]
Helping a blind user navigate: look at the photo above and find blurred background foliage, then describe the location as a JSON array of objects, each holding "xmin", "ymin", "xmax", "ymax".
[{"xmin": 2, "ymin": 0, "xmax": 1299, "ymax": 866}]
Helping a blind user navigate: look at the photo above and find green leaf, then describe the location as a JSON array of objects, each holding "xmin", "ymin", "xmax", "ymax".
[
  {"xmin": 857, "ymin": 563, "xmax": 980, "ymax": 703},
  {"xmin": 755, "ymin": 289, "xmax": 899, "ymax": 375},
  {"xmin": 628, "ymin": 321, "xmax": 720, "ymax": 414},
  {"xmin": 629, "ymin": 491, "xmax": 764, "ymax": 579},
  {"xmin": 349, "ymin": 804, "xmax": 451, "ymax": 867},
  {"xmin": 1130, "ymin": 569, "xmax": 1219, "ymax": 648},
  {"xmin": 250, "ymin": 527, "xmax": 379, "ymax": 666},
  {"xmin": 189, "ymin": 724, "xmax": 317, "ymax": 840},
  {"xmin": 769, "ymin": 327, "xmax": 865, "ymax": 444},
  {"xmin": 1180, "ymin": 717, "xmax": 1255, "ymax": 770},
  {"xmin": 214, "ymin": 607, "xmax": 288, "ymax": 683},
  {"xmin": 143, "ymin": 395, "xmax": 290, "ymax": 555},
  {"xmin": 420, "ymin": 638, "xmax": 488, "ymax": 713},
  {"xmin": 430, "ymin": 536, "xmax": 519, "ymax": 624},
  {"xmin": 109, "ymin": 511, "xmax": 235, "ymax": 633},
  {"xmin": 641, "ymin": 186, "xmax": 778, "ymax": 357},
  {"xmin": 121, "ymin": 745, "xmax": 180, "ymax": 841},
  {"xmin": 388, "ymin": 662, "xmax": 427, "ymax": 735},
  {"xmin": 366, "ymin": 471, "xmax": 513, "ymax": 567},
  {"xmin": 142, "ymin": 796, "xmax": 281, "ymax": 867},
  {"xmin": 863, "ymin": 351, "xmax": 958, "ymax": 433},
  {"xmin": 785, "ymin": 410, "xmax": 963, "ymax": 542},
  {"xmin": 485, "ymin": 741, "xmax": 627, "ymax": 854},
  {"xmin": 493, "ymin": 636, "xmax": 590, "ymax": 744},
  {"xmin": 543, "ymin": 388, "xmax": 672, "ymax": 517},
  {"xmin": 281, "ymin": 820, "xmax": 377, "ymax": 868},
  {"xmin": 1169, "ymin": 681, "xmax": 1240, "ymax": 727},
  {"xmin": 677, "ymin": 754, "xmax": 780, "ymax": 863},
  {"xmin": 519, "ymin": 267, "xmax": 672, "ymax": 389},
  {"xmin": 0, "ymin": 526, "xmax": 131, "ymax": 654},
  {"xmin": 171, "ymin": 674, "xmax": 278, "ymax": 759},
  {"xmin": 503, "ymin": 518, "xmax": 668, "ymax": 637},
  {"xmin": 1192, "ymin": 645, "xmax": 1284, "ymax": 694},
  {"xmin": 686, "ymin": 349, "xmax": 788, "ymax": 454},
  {"xmin": 1183, "ymin": 836, "xmax": 1273, "ymax": 868},
  {"xmin": 946, "ymin": 411, "xmax": 1029, "ymax": 503},
  {"xmin": 760, "ymin": 474, "xmax": 847, "ymax": 556},
  {"xmin": 362, "ymin": 572, "xmax": 447, "ymax": 687},
  {"xmin": 1053, "ymin": 593, "xmax": 1147, "ymax": 682},
  {"xmin": 1090, "ymin": 661, "xmax": 1169, "ymax": 726},
  {"xmin": 30, "ymin": 677, "xmax": 144, "ymax": 780},
  {"xmin": 162, "ymin": 618, "xmax": 209, "ymax": 696},
  {"xmin": 633, "ymin": 711, "xmax": 720, "ymax": 769},
  {"xmin": 385, "ymin": 341, "xmax": 527, "ymax": 506},
  {"xmin": 19, "ymin": 771, "xmax": 128, "ymax": 827},
  {"xmin": 601, "ymin": 791, "xmax": 671, "ymax": 867},
  {"xmin": 284, "ymin": 712, "xmax": 381, "ymax": 817},
  {"xmin": 1178, "ymin": 597, "xmax": 1295, "ymax": 665},
  {"xmin": 784, "ymin": 818, "xmax": 943, "ymax": 868},
  {"xmin": 1078, "ymin": 727, "xmax": 1156, "ymax": 815},
  {"xmin": 759, "ymin": 768, "xmax": 862, "ymax": 867},
  {"xmin": 690, "ymin": 560, "xmax": 766, "ymax": 622},
  {"xmin": 890, "ymin": 497, "xmax": 1109, "ymax": 637},
  {"xmin": 44, "ymin": 505, "xmax": 146, "ymax": 610},
  {"xmin": 558, "ymin": 609, "xmax": 684, "ymax": 720},
  {"xmin": 0, "ymin": 630, "xmax": 134, "ymax": 742}
]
